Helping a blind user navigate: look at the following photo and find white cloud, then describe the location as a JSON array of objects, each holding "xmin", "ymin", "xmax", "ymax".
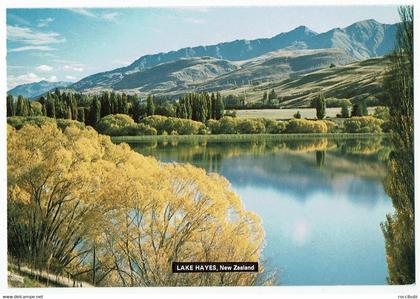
[
  {"xmin": 8, "ymin": 72, "xmax": 59, "ymax": 89},
  {"xmin": 68, "ymin": 8, "xmax": 120, "ymax": 21},
  {"xmin": 36, "ymin": 64, "xmax": 53, "ymax": 72},
  {"xmin": 48, "ymin": 75, "xmax": 58, "ymax": 82},
  {"xmin": 8, "ymin": 46, "xmax": 56, "ymax": 53},
  {"xmin": 7, "ymin": 25, "xmax": 65, "ymax": 45},
  {"xmin": 64, "ymin": 64, "xmax": 84, "ymax": 72},
  {"xmin": 37, "ymin": 17, "xmax": 55, "ymax": 28},
  {"xmin": 65, "ymin": 75, "xmax": 77, "ymax": 81},
  {"xmin": 8, "ymin": 72, "xmax": 43, "ymax": 89}
]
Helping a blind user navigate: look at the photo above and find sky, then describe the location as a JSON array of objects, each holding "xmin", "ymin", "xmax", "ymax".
[{"xmin": 6, "ymin": 6, "xmax": 400, "ymax": 90}]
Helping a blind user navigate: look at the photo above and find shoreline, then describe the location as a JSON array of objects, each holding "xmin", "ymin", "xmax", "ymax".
[{"xmin": 111, "ymin": 133, "xmax": 388, "ymax": 144}]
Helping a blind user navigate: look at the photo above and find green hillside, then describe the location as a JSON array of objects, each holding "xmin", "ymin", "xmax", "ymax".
[{"xmin": 221, "ymin": 57, "xmax": 388, "ymax": 108}]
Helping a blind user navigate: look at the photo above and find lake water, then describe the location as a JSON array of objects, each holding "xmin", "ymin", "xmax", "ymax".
[{"xmin": 128, "ymin": 136, "xmax": 393, "ymax": 286}]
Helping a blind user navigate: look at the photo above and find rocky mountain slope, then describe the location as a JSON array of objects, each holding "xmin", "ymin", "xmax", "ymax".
[{"xmin": 70, "ymin": 19, "xmax": 396, "ymax": 92}]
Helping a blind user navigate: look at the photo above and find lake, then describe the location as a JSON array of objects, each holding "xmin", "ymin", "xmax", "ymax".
[{"xmin": 127, "ymin": 136, "xmax": 393, "ymax": 286}]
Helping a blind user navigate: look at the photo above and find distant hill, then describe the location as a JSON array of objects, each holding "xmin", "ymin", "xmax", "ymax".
[
  {"xmin": 108, "ymin": 49, "xmax": 355, "ymax": 97},
  {"xmin": 194, "ymin": 48, "xmax": 356, "ymax": 93},
  {"xmin": 70, "ymin": 19, "xmax": 396, "ymax": 92},
  {"xmin": 113, "ymin": 56, "xmax": 238, "ymax": 92},
  {"xmin": 8, "ymin": 80, "xmax": 73, "ymax": 99},
  {"xmin": 226, "ymin": 56, "xmax": 388, "ymax": 107}
]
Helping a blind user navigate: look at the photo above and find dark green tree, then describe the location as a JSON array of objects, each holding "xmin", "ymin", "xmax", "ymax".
[
  {"xmin": 268, "ymin": 89, "xmax": 277, "ymax": 104},
  {"xmin": 89, "ymin": 98, "xmax": 101, "ymax": 127},
  {"xmin": 312, "ymin": 93, "xmax": 326, "ymax": 120},
  {"xmin": 16, "ymin": 95, "xmax": 29, "ymax": 116},
  {"xmin": 67, "ymin": 106, "xmax": 72, "ymax": 120},
  {"xmin": 77, "ymin": 107, "xmax": 85, "ymax": 123},
  {"xmin": 214, "ymin": 92, "xmax": 224, "ymax": 120},
  {"xmin": 262, "ymin": 91, "xmax": 268, "ymax": 104},
  {"xmin": 7, "ymin": 94, "xmax": 15, "ymax": 117},
  {"xmin": 341, "ymin": 104, "xmax": 350, "ymax": 118},
  {"xmin": 46, "ymin": 94, "xmax": 56, "ymax": 118},
  {"xmin": 146, "ymin": 95, "xmax": 155, "ymax": 116},
  {"xmin": 131, "ymin": 99, "xmax": 144, "ymax": 122},
  {"xmin": 69, "ymin": 94, "xmax": 78, "ymax": 120}
]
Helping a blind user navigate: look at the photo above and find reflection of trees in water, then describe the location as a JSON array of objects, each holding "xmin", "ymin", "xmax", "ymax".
[
  {"xmin": 285, "ymin": 138, "xmax": 329, "ymax": 152},
  {"xmin": 337, "ymin": 137, "xmax": 384, "ymax": 155},
  {"xmin": 131, "ymin": 137, "xmax": 390, "ymax": 180},
  {"xmin": 316, "ymin": 151, "xmax": 326, "ymax": 168}
]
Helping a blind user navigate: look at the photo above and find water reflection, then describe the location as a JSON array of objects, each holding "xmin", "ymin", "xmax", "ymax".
[{"xmin": 128, "ymin": 136, "xmax": 393, "ymax": 285}]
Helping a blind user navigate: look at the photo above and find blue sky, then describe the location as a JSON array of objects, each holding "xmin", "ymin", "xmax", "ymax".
[{"xmin": 7, "ymin": 6, "xmax": 400, "ymax": 89}]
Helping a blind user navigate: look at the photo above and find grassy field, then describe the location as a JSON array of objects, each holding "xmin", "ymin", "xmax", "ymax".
[
  {"xmin": 232, "ymin": 107, "xmax": 378, "ymax": 120},
  {"xmin": 112, "ymin": 133, "xmax": 386, "ymax": 144}
]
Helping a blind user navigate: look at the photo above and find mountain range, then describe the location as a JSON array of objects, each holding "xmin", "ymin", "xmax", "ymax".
[
  {"xmin": 69, "ymin": 19, "xmax": 396, "ymax": 93},
  {"xmin": 8, "ymin": 80, "xmax": 73, "ymax": 99},
  {"xmin": 8, "ymin": 19, "xmax": 397, "ymax": 101}
]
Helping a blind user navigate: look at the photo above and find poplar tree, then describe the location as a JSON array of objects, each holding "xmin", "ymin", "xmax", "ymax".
[
  {"xmin": 146, "ymin": 95, "xmax": 155, "ymax": 116},
  {"xmin": 89, "ymin": 98, "xmax": 101, "ymax": 127},
  {"xmin": 381, "ymin": 6, "xmax": 414, "ymax": 285},
  {"xmin": 7, "ymin": 94, "xmax": 15, "ymax": 117}
]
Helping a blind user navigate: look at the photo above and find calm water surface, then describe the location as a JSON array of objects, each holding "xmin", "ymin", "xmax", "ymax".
[{"xmin": 128, "ymin": 136, "xmax": 393, "ymax": 286}]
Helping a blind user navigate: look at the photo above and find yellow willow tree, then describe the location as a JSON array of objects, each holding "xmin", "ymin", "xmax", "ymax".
[
  {"xmin": 8, "ymin": 123, "xmax": 268, "ymax": 286},
  {"xmin": 7, "ymin": 124, "xmax": 116, "ymax": 277},
  {"xmin": 95, "ymin": 161, "xmax": 266, "ymax": 286}
]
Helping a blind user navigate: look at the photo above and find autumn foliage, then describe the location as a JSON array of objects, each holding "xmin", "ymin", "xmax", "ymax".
[{"xmin": 7, "ymin": 124, "xmax": 266, "ymax": 286}]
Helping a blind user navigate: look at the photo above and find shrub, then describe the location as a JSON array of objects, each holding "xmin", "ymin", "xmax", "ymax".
[
  {"xmin": 224, "ymin": 110, "xmax": 237, "ymax": 118},
  {"xmin": 97, "ymin": 114, "xmax": 135, "ymax": 135},
  {"xmin": 56, "ymin": 119, "xmax": 86, "ymax": 131},
  {"xmin": 236, "ymin": 118, "xmax": 266, "ymax": 134},
  {"xmin": 343, "ymin": 116, "xmax": 384, "ymax": 133},
  {"xmin": 124, "ymin": 123, "xmax": 157, "ymax": 136},
  {"xmin": 323, "ymin": 120, "xmax": 338, "ymax": 133},
  {"xmin": 365, "ymin": 96, "xmax": 381, "ymax": 106},
  {"xmin": 217, "ymin": 117, "xmax": 238, "ymax": 134},
  {"xmin": 294, "ymin": 111, "xmax": 301, "ymax": 119},
  {"xmin": 140, "ymin": 115, "xmax": 206, "ymax": 135},
  {"xmin": 373, "ymin": 107, "xmax": 391, "ymax": 132},
  {"xmin": 285, "ymin": 119, "xmax": 328, "ymax": 134},
  {"xmin": 373, "ymin": 106, "xmax": 390, "ymax": 120},
  {"xmin": 97, "ymin": 114, "xmax": 156, "ymax": 136},
  {"xmin": 206, "ymin": 119, "xmax": 221, "ymax": 134},
  {"xmin": 326, "ymin": 98, "xmax": 351, "ymax": 108},
  {"xmin": 264, "ymin": 119, "xmax": 286, "ymax": 134},
  {"xmin": 7, "ymin": 116, "xmax": 56, "ymax": 130}
]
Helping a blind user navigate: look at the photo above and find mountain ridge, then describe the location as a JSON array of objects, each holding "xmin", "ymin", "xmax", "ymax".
[
  {"xmin": 7, "ymin": 80, "xmax": 73, "ymax": 99},
  {"xmin": 70, "ymin": 19, "xmax": 397, "ymax": 92}
]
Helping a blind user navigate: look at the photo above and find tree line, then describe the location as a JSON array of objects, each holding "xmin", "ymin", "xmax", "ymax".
[{"xmin": 7, "ymin": 90, "xmax": 226, "ymax": 127}]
